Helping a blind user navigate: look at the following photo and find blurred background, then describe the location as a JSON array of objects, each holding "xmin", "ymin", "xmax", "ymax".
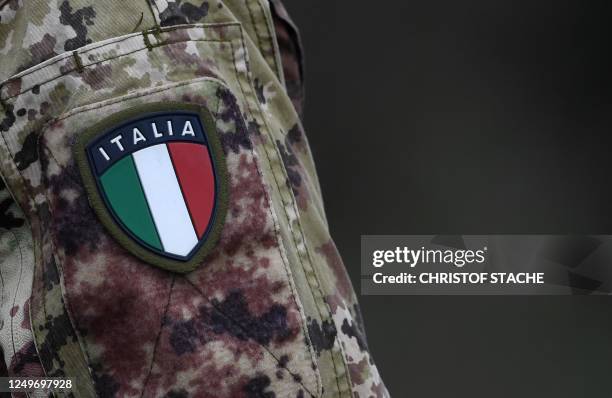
[{"xmin": 285, "ymin": 1, "xmax": 612, "ymax": 397}]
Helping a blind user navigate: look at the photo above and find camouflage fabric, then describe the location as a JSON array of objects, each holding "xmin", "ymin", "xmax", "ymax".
[
  {"xmin": 0, "ymin": 1, "xmax": 389, "ymax": 397},
  {"xmin": 269, "ymin": 0, "xmax": 305, "ymax": 120}
]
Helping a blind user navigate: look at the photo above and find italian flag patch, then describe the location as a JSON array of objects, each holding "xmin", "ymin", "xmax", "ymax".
[{"xmin": 75, "ymin": 103, "xmax": 227, "ymax": 273}]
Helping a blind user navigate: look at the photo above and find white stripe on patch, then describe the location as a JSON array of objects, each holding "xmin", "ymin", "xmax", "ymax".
[{"xmin": 132, "ymin": 144, "xmax": 198, "ymax": 256}]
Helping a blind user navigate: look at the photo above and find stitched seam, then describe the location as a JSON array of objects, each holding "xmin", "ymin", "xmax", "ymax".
[
  {"xmin": 6, "ymin": 79, "xmax": 230, "ymax": 175},
  {"xmin": 10, "ymin": 226, "xmax": 35, "ymax": 398},
  {"xmin": 0, "ymin": 227, "xmax": 21, "ymax": 360},
  {"xmin": 0, "ymin": 22, "xmax": 242, "ymax": 90},
  {"xmin": 139, "ymin": 276, "xmax": 175, "ymax": 398},
  {"xmin": 0, "ymin": 134, "xmax": 46, "ymax": 368},
  {"xmin": 211, "ymin": 82, "xmax": 321, "ymax": 394},
  {"xmin": 0, "ymin": 155, "xmax": 51, "ymax": 390},
  {"xmin": 7, "ymin": 228, "xmax": 35, "ymax": 398},
  {"xmin": 131, "ymin": 12, "xmax": 145, "ymax": 33},
  {"xmin": 41, "ymin": 165, "xmax": 101, "ymax": 396},
  {"xmin": 0, "ymin": 140, "xmax": 25, "ymax": 364},
  {"xmin": 38, "ymin": 114, "xmax": 99, "ymax": 396},
  {"xmin": 37, "ymin": 103, "xmax": 105, "ymax": 397},
  {"xmin": 25, "ymin": 219, "xmax": 53, "ymax": 390},
  {"xmin": 45, "ymin": 76, "xmax": 318, "ymax": 394},
  {"xmin": 36, "ymin": 78, "xmax": 229, "ymax": 179},
  {"xmin": 34, "ymin": 79, "xmax": 228, "ymax": 190},
  {"xmin": 42, "ymin": 81, "xmax": 314, "ymax": 393},
  {"xmin": 183, "ymin": 277, "xmax": 315, "ymax": 397},
  {"xmin": 244, "ymin": 0, "xmax": 281, "ymax": 80},
  {"xmin": 229, "ymin": 29, "xmax": 337, "ymax": 396},
  {"xmin": 8, "ymin": 228, "xmax": 23, "ymax": 359},
  {"xmin": 34, "ymin": 75, "xmax": 317, "ymax": 393},
  {"xmin": 245, "ymin": 0, "xmax": 264, "ymax": 55},
  {"xmin": 142, "ymin": 30, "xmax": 154, "ymax": 51},
  {"xmin": 0, "ymin": 145, "xmax": 76, "ymax": 397},
  {"xmin": 0, "ymin": 24, "xmax": 323, "ymax": 394},
  {"xmin": 56, "ymin": 78, "xmax": 226, "ymax": 122},
  {"xmin": 224, "ymin": 36, "xmax": 323, "ymax": 395},
  {"xmin": 26, "ymin": 219, "xmax": 50, "ymax": 383},
  {"xmin": 1, "ymin": 38, "xmax": 229, "ymax": 101},
  {"xmin": 0, "ymin": 108, "xmax": 98, "ymax": 397},
  {"xmin": 72, "ymin": 51, "xmax": 84, "ymax": 73},
  {"xmin": 251, "ymin": 0, "xmax": 283, "ymax": 83},
  {"xmin": 1, "ymin": 36, "xmax": 139, "ymax": 85}
]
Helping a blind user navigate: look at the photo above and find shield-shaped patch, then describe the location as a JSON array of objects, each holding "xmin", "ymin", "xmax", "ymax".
[{"xmin": 75, "ymin": 103, "xmax": 227, "ymax": 273}]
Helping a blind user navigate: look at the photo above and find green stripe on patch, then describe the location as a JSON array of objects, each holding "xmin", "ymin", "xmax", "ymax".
[{"xmin": 100, "ymin": 155, "xmax": 162, "ymax": 251}]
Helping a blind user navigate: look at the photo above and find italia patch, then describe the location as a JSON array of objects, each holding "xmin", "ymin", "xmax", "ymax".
[{"xmin": 75, "ymin": 103, "xmax": 227, "ymax": 273}]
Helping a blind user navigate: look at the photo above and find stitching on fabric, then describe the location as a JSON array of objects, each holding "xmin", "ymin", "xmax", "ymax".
[
  {"xmin": 142, "ymin": 30, "xmax": 154, "ymax": 51},
  {"xmin": 40, "ymin": 167, "xmax": 104, "ymax": 395},
  {"xmin": 0, "ymin": 134, "xmax": 43, "ymax": 358},
  {"xmin": 250, "ymin": 0, "xmax": 282, "ymax": 82},
  {"xmin": 33, "ymin": 130, "xmax": 81, "ymax": 392},
  {"xmin": 131, "ymin": 12, "xmax": 145, "ymax": 33},
  {"xmin": 224, "ymin": 42, "xmax": 323, "ymax": 395},
  {"xmin": 8, "ymin": 228, "xmax": 23, "ymax": 359},
  {"xmin": 10, "ymin": 227, "xmax": 33, "ymax": 398},
  {"xmin": 35, "ymin": 103, "xmax": 100, "ymax": 396},
  {"xmin": 0, "ymin": 143, "xmax": 53, "ymax": 392},
  {"xmin": 212, "ymin": 80, "xmax": 322, "ymax": 393},
  {"xmin": 33, "ymin": 79, "xmax": 230, "ymax": 188},
  {"xmin": 226, "ymin": 41, "xmax": 325, "ymax": 395},
  {"xmin": 72, "ymin": 51, "xmax": 84, "ymax": 73},
  {"xmin": 55, "ymin": 78, "xmax": 226, "ymax": 122},
  {"xmin": 0, "ymin": 116, "xmax": 98, "ymax": 395},
  {"xmin": 0, "ymin": 228, "xmax": 19, "ymax": 358},
  {"xmin": 2, "ymin": 36, "xmax": 139, "ymax": 84},
  {"xmin": 5, "ymin": 227, "xmax": 33, "ymax": 398},
  {"xmin": 2, "ymin": 161, "xmax": 47, "ymax": 384},
  {"xmin": 2, "ymin": 38, "xmax": 228, "ymax": 101},
  {"xmin": 57, "ymin": 80, "xmax": 316, "ymax": 392},
  {"xmin": 237, "ymin": 24, "xmax": 349, "ymax": 390},
  {"xmin": 35, "ymin": 76, "xmax": 318, "ymax": 393},
  {"xmin": 229, "ymin": 31, "xmax": 332, "ymax": 396},
  {"xmin": 0, "ymin": 22, "xmax": 241, "ymax": 88},
  {"xmin": 245, "ymin": 0, "xmax": 264, "ymax": 55},
  {"xmin": 31, "ymin": 223, "xmax": 52, "ymax": 382},
  {"xmin": 48, "ymin": 107, "xmax": 227, "ymax": 275},
  {"xmin": 0, "ymin": 24, "xmax": 324, "ymax": 394},
  {"xmin": 139, "ymin": 276, "xmax": 175, "ymax": 398},
  {"xmin": 228, "ymin": 32, "xmax": 329, "ymax": 396},
  {"xmin": 35, "ymin": 77, "xmax": 230, "ymax": 180},
  {"xmin": 183, "ymin": 277, "xmax": 316, "ymax": 397},
  {"xmin": 4, "ymin": 47, "xmax": 144, "ymax": 101}
]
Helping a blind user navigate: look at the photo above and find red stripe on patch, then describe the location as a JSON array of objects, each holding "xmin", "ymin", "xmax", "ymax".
[{"xmin": 168, "ymin": 142, "xmax": 216, "ymax": 238}]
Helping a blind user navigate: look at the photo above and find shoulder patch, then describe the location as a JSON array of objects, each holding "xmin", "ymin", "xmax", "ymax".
[{"xmin": 75, "ymin": 103, "xmax": 227, "ymax": 273}]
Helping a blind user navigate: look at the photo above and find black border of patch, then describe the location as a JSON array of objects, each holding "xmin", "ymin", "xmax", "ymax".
[{"xmin": 74, "ymin": 102, "xmax": 228, "ymax": 274}]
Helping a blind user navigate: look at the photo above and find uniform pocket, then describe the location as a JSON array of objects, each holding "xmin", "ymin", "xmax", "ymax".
[{"xmin": 0, "ymin": 24, "xmax": 320, "ymax": 398}]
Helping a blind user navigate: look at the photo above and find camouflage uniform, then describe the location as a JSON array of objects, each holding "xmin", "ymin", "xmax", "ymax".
[{"xmin": 0, "ymin": 0, "xmax": 389, "ymax": 397}]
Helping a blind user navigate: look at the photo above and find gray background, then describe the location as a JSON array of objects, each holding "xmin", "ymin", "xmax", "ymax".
[{"xmin": 285, "ymin": 1, "xmax": 612, "ymax": 397}]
